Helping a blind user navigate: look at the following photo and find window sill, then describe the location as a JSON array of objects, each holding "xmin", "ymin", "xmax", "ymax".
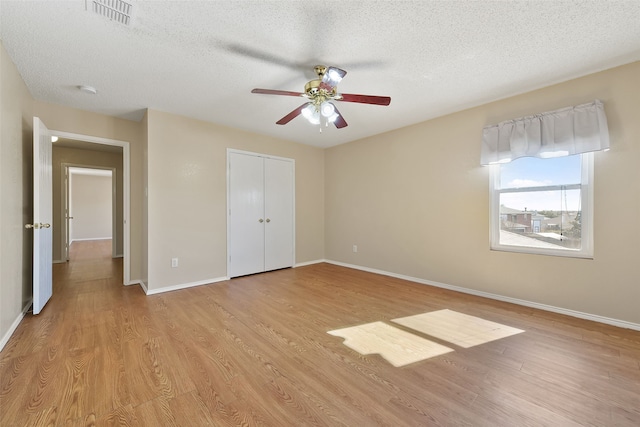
[{"xmin": 490, "ymin": 244, "xmax": 593, "ymax": 259}]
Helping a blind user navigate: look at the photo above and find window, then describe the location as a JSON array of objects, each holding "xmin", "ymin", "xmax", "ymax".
[
  {"xmin": 489, "ymin": 153, "xmax": 593, "ymax": 258},
  {"xmin": 482, "ymin": 100, "xmax": 608, "ymax": 257}
]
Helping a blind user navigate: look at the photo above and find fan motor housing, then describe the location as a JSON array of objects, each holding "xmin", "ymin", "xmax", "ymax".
[
  {"xmin": 305, "ymin": 79, "xmax": 337, "ymax": 98},
  {"xmin": 304, "ymin": 79, "xmax": 321, "ymax": 95}
]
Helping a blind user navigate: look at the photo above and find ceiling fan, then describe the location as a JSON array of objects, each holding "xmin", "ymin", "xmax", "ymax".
[{"xmin": 251, "ymin": 65, "xmax": 391, "ymax": 129}]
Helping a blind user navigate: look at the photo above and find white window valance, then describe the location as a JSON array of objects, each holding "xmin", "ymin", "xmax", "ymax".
[{"xmin": 481, "ymin": 100, "xmax": 610, "ymax": 165}]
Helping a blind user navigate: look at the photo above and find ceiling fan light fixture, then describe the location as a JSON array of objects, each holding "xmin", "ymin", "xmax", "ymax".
[
  {"xmin": 324, "ymin": 67, "xmax": 346, "ymax": 87},
  {"xmin": 308, "ymin": 111, "xmax": 321, "ymax": 125},
  {"xmin": 301, "ymin": 103, "xmax": 320, "ymax": 124},
  {"xmin": 301, "ymin": 103, "xmax": 315, "ymax": 119},
  {"xmin": 320, "ymin": 101, "xmax": 336, "ymax": 117}
]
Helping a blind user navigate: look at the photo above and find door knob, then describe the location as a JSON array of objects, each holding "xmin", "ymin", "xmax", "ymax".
[
  {"xmin": 25, "ymin": 223, "xmax": 50, "ymax": 229},
  {"xmin": 258, "ymin": 218, "xmax": 264, "ymax": 223},
  {"xmin": 266, "ymin": 218, "xmax": 271, "ymax": 223}
]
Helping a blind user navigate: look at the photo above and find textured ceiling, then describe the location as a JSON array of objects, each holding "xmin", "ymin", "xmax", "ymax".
[{"xmin": 2, "ymin": 1, "xmax": 639, "ymax": 148}]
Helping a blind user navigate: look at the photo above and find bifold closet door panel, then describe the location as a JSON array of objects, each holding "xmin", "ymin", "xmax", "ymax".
[
  {"xmin": 264, "ymin": 158, "xmax": 294, "ymax": 271},
  {"xmin": 228, "ymin": 152, "xmax": 265, "ymax": 277}
]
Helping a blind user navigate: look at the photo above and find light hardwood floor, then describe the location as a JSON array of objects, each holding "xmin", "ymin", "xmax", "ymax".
[{"xmin": 1, "ymin": 240, "xmax": 639, "ymax": 426}]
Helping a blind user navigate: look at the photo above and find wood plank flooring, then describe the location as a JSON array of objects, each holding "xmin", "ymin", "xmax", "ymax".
[{"xmin": 1, "ymin": 240, "xmax": 639, "ymax": 426}]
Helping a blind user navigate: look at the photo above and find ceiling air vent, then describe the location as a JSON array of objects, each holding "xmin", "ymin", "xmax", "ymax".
[{"xmin": 86, "ymin": 0, "xmax": 133, "ymax": 26}]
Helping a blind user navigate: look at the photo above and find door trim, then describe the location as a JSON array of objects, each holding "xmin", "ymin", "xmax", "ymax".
[
  {"xmin": 51, "ymin": 131, "xmax": 132, "ymax": 286},
  {"xmin": 226, "ymin": 148, "xmax": 296, "ymax": 278}
]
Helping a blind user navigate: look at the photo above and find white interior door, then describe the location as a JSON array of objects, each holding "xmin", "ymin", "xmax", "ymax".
[
  {"xmin": 264, "ymin": 158, "xmax": 294, "ymax": 271},
  {"xmin": 228, "ymin": 152, "xmax": 265, "ymax": 277},
  {"xmin": 31, "ymin": 117, "xmax": 53, "ymax": 314}
]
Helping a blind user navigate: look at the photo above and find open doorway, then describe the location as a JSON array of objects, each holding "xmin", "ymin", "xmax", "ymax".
[
  {"xmin": 65, "ymin": 166, "xmax": 116, "ymax": 260},
  {"xmin": 53, "ymin": 141, "xmax": 123, "ymax": 264},
  {"xmin": 50, "ymin": 132, "xmax": 132, "ymax": 285}
]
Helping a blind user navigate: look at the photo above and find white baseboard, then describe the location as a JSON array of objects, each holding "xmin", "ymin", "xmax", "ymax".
[
  {"xmin": 0, "ymin": 299, "xmax": 33, "ymax": 353},
  {"xmin": 126, "ymin": 279, "xmax": 145, "ymax": 288},
  {"xmin": 325, "ymin": 260, "xmax": 640, "ymax": 332},
  {"xmin": 133, "ymin": 280, "xmax": 148, "ymax": 293},
  {"xmin": 70, "ymin": 237, "xmax": 112, "ymax": 243},
  {"xmin": 145, "ymin": 276, "xmax": 229, "ymax": 295},
  {"xmin": 294, "ymin": 259, "xmax": 326, "ymax": 268}
]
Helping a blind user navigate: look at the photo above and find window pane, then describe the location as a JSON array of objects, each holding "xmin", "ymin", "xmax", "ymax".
[
  {"xmin": 490, "ymin": 152, "xmax": 593, "ymax": 258},
  {"xmin": 500, "ymin": 156, "xmax": 581, "ymax": 189},
  {"xmin": 499, "ymin": 189, "xmax": 582, "ymax": 250}
]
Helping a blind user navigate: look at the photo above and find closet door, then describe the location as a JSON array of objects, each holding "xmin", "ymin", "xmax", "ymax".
[
  {"xmin": 228, "ymin": 152, "xmax": 265, "ymax": 277},
  {"xmin": 264, "ymin": 158, "xmax": 294, "ymax": 271}
]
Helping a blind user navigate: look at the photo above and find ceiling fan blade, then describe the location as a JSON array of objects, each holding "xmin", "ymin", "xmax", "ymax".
[
  {"xmin": 331, "ymin": 104, "xmax": 348, "ymax": 129},
  {"xmin": 219, "ymin": 42, "xmax": 308, "ymax": 72},
  {"xmin": 276, "ymin": 103, "xmax": 309, "ymax": 125},
  {"xmin": 320, "ymin": 66, "xmax": 347, "ymax": 91},
  {"xmin": 338, "ymin": 93, "xmax": 391, "ymax": 106},
  {"xmin": 252, "ymin": 88, "xmax": 305, "ymax": 97}
]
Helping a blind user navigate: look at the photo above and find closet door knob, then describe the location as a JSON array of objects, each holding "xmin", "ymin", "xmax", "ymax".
[
  {"xmin": 258, "ymin": 219, "xmax": 264, "ymax": 223},
  {"xmin": 266, "ymin": 218, "xmax": 271, "ymax": 223}
]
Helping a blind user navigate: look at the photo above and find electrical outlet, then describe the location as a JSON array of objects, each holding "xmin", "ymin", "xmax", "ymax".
[
  {"xmin": 353, "ymin": 245, "xmax": 358, "ymax": 253},
  {"xmin": 171, "ymin": 258, "xmax": 178, "ymax": 268}
]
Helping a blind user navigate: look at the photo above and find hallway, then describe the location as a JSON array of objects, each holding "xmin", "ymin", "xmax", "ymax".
[{"xmin": 57, "ymin": 240, "xmax": 123, "ymax": 284}]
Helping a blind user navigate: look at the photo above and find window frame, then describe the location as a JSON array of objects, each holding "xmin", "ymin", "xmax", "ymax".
[{"xmin": 489, "ymin": 152, "xmax": 594, "ymax": 259}]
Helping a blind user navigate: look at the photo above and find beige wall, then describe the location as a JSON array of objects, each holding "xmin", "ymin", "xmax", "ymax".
[
  {"xmin": 70, "ymin": 173, "xmax": 113, "ymax": 241},
  {"xmin": 52, "ymin": 147, "xmax": 123, "ymax": 261},
  {"xmin": 146, "ymin": 109, "xmax": 324, "ymax": 291},
  {"xmin": 0, "ymin": 42, "xmax": 34, "ymax": 347},
  {"xmin": 33, "ymin": 101, "xmax": 144, "ymax": 282},
  {"xmin": 325, "ymin": 62, "xmax": 640, "ymax": 325}
]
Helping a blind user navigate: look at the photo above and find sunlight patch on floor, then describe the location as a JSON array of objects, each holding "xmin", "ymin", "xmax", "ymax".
[
  {"xmin": 328, "ymin": 321, "xmax": 454, "ymax": 367},
  {"xmin": 392, "ymin": 309, "xmax": 524, "ymax": 348}
]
